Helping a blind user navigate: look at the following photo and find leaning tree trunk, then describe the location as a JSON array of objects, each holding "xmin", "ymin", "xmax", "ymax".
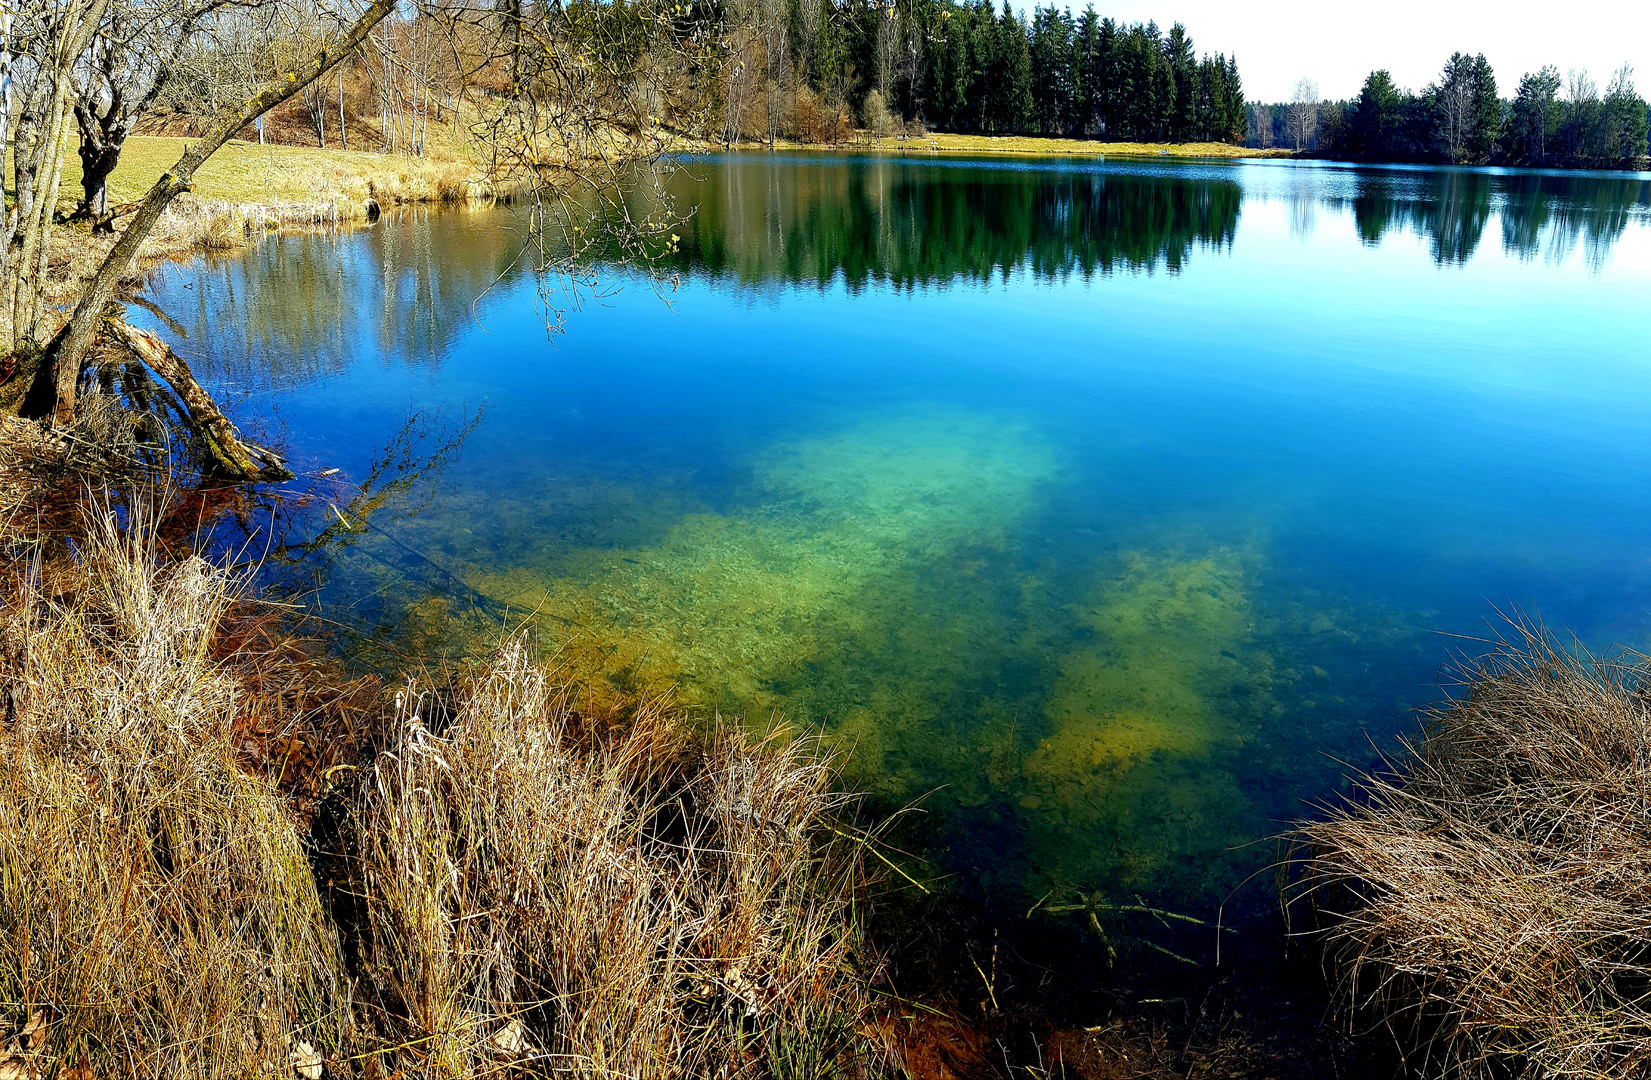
[
  {"xmin": 105, "ymin": 321, "xmax": 292, "ymax": 481},
  {"xmin": 39, "ymin": 0, "xmax": 398, "ymax": 432}
]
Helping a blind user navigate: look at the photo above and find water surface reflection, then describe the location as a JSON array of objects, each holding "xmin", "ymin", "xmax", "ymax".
[{"xmin": 138, "ymin": 155, "xmax": 1651, "ymax": 938}]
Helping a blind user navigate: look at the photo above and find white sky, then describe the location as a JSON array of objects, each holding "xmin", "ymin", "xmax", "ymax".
[{"xmin": 1034, "ymin": 0, "xmax": 1651, "ymax": 104}]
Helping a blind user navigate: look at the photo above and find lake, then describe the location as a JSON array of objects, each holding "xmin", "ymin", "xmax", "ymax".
[{"xmin": 136, "ymin": 153, "xmax": 1651, "ymax": 935}]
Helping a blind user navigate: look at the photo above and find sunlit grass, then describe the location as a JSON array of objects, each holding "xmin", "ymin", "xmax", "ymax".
[
  {"xmin": 51, "ymin": 135, "xmax": 464, "ymax": 207},
  {"xmin": 788, "ymin": 132, "xmax": 1292, "ymax": 159}
]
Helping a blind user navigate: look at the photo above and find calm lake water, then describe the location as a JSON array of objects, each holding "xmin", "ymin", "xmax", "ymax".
[{"xmin": 138, "ymin": 153, "xmax": 1651, "ymax": 929}]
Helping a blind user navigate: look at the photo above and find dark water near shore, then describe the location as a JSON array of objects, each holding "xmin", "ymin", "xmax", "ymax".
[{"xmin": 136, "ymin": 154, "xmax": 1651, "ymax": 941}]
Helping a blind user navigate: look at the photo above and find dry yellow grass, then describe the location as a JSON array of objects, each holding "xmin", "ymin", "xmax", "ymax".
[
  {"xmin": 1291, "ymin": 621, "xmax": 1651, "ymax": 1079},
  {"xmin": 356, "ymin": 645, "xmax": 879, "ymax": 1076},
  {"xmin": 769, "ymin": 131, "xmax": 1290, "ymax": 159},
  {"xmin": 0, "ymin": 496, "xmax": 885, "ymax": 1079},
  {"xmin": 56, "ymin": 135, "xmax": 482, "ymax": 210},
  {"xmin": 0, "ymin": 508, "xmax": 350, "ymax": 1080}
]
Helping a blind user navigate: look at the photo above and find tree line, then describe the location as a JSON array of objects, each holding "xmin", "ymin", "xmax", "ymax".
[
  {"xmin": 743, "ymin": 0, "xmax": 1246, "ymax": 143},
  {"xmin": 1250, "ymin": 55, "xmax": 1650, "ymax": 169}
]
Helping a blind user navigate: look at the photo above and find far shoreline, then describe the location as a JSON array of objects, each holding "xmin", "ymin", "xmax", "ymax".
[{"xmin": 727, "ymin": 131, "xmax": 1295, "ymax": 160}]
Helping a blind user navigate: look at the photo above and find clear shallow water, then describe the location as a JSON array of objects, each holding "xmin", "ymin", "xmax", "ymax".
[{"xmin": 137, "ymin": 154, "xmax": 1651, "ymax": 919}]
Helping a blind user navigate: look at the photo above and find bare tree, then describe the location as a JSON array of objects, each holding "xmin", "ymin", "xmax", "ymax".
[
  {"xmin": 1433, "ymin": 52, "xmax": 1492, "ymax": 165},
  {"xmin": 759, "ymin": 0, "xmax": 785, "ymax": 144},
  {"xmin": 1287, "ymin": 76, "xmax": 1318, "ymax": 151},
  {"xmin": 1248, "ymin": 102, "xmax": 1273, "ymax": 148},
  {"xmin": 876, "ymin": 0, "xmax": 899, "ymax": 100},
  {"xmin": 1, "ymin": 0, "xmax": 111, "ymax": 357},
  {"xmin": 794, "ymin": 0, "xmax": 821, "ymax": 90},
  {"xmin": 159, "ymin": 2, "xmax": 277, "ymax": 119},
  {"xmin": 71, "ymin": 0, "xmax": 230, "ymax": 229},
  {"xmin": 721, "ymin": 0, "xmax": 753, "ymax": 145},
  {"xmin": 1564, "ymin": 67, "xmax": 1600, "ymax": 162},
  {"xmin": 39, "ymin": 0, "xmax": 399, "ymax": 430}
]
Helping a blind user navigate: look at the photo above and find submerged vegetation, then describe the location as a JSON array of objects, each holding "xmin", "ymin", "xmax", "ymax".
[{"xmin": 345, "ymin": 408, "xmax": 1330, "ymax": 913}]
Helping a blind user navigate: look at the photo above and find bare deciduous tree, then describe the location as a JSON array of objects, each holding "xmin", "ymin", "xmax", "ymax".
[
  {"xmin": 72, "ymin": 0, "xmax": 230, "ymax": 228},
  {"xmin": 876, "ymin": 0, "xmax": 899, "ymax": 99},
  {"xmin": 1, "ymin": 0, "xmax": 111, "ymax": 357},
  {"xmin": 759, "ymin": 0, "xmax": 785, "ymax": 144},
  {"xmin": 39, "ymin": 0, "xmax": 399, "ymax": 429},
  {"xmin": 1287, "ymin": 76, "xmax": 1317, "ymax": 151},
  {"xmin": 1248, "ymin": 102, "xmax": 1273, "ymax": 148}
]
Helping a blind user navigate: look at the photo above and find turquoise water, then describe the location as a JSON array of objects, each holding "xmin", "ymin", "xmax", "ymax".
[{"xmin": 137, "ymin": 154, "xmax": 1651, "ymax": 924}]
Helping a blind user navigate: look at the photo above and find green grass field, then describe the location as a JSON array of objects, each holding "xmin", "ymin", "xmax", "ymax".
[{"xmin": 55, "ymin": 136, "xmax": 438, "ymax": 206}]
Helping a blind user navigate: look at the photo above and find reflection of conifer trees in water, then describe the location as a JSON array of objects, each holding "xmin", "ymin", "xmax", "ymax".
[
  {"xmin": 141, "ymin": 208, "xmax": 525, "ymax": 391},
  {"xmin": 646, "ymin": 158, "xmax": 1242, "ymax": 289},
  {"xmin": 1499, "ymin": 173, "xmax": 1650, "ymax": 271},
  {"xmin": 1344, "ymin": 169, "xmax": 1650, "ymax": 267},
  {"xmin": 1417, "ymin": 171, "xmax": 1494, "ymax": 265}
]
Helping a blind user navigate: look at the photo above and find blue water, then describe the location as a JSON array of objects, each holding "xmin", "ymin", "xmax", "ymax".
[{"xmin": 137, "ymin": 153, "xmax": 1651, "ymax": 923}]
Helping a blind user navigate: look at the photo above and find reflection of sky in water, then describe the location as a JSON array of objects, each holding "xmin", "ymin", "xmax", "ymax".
[{"xmin": 136, "ymin": 156, "xmax": 1651, "ymax": 919}]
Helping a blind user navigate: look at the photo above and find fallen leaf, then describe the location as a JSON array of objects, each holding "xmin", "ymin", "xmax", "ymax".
[
  {"xmin": 19, "ymin": 1012, "xmax": 45, "ymax": 1051},
  {"xmin": 290, "ymin": 1040, "xmax": 323, "ymax": 1080},
  {"xmin": 491, "ymin": 1019, "xmax": 529, "ymax": 1054}
]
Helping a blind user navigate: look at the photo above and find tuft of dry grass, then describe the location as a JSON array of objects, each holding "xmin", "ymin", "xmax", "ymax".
[
  {"xmin": 0, "ymin": 507, "xmax": 351, "ymax": 1080},
  {"xmin": 1290, "ymin": 620, "xmax": 1651, "ymax": 1079},
  {"xmin": 0, "ymin": 497, "xmax": 885, "ymax": 1078},
  {"xmin": 351, "ymin": 642, "xmax": 878, "ymax": 1077}
]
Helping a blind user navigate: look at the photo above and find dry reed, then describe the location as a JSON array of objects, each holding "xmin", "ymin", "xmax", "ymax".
[
  {"xmin": 0, "ymin": 508, "xmax": 350, "ymax": 1080},
  {"xmin": 350, "ymin": 643, "xmax": 878, "ymax": 1077},
  {"xmin": 1290, "ymin": 620, "xmax": 1651, "ymax": 1079},
  {"xmin": 0, "ymin": 498, "xmax": 884, "ymax": 1078}
]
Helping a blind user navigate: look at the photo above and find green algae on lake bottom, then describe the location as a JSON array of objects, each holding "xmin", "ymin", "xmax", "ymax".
[{"xmin": 434, "ymin": 408, "xmax": 1287, "ymax": 901}]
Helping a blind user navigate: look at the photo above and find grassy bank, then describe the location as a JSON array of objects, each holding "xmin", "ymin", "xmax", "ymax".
[
  {"xmin": 0, "ymin": 494, "xmax": 884, "ymax": 1079},
  {"xmin": 9, "ymin": 136, "xmax": 494, "ymax": 346},
  {"xmin": 59, "ymin": 135, "xmax": 482, "ymax": 210}
]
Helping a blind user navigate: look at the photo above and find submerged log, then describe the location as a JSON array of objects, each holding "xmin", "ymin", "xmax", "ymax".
[{"xmin": 105, "ymin": 320, "xmax": 293, "ymax": 483}]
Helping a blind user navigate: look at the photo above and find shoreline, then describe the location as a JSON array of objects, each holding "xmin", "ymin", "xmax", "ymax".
[{"xmin": 722, "ymin": 131, "xmax": 1293, "ymax": 160}]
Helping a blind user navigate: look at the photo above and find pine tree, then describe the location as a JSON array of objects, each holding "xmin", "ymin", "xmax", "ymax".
[
  {"xmin": 1508, "ymin": 66, "xmax": 1562, "ymax": 165},
  {"xmin": 1166, "ymin": 23, "xmax": 1195, "ymax": 140},
  {"xmin": 1072, "ymin": 7, "xmax": 1099, "ymax": 135},
  {"xmin": 1223, "ymin": 55, "xmax": 1243, "ymax": 141}
]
